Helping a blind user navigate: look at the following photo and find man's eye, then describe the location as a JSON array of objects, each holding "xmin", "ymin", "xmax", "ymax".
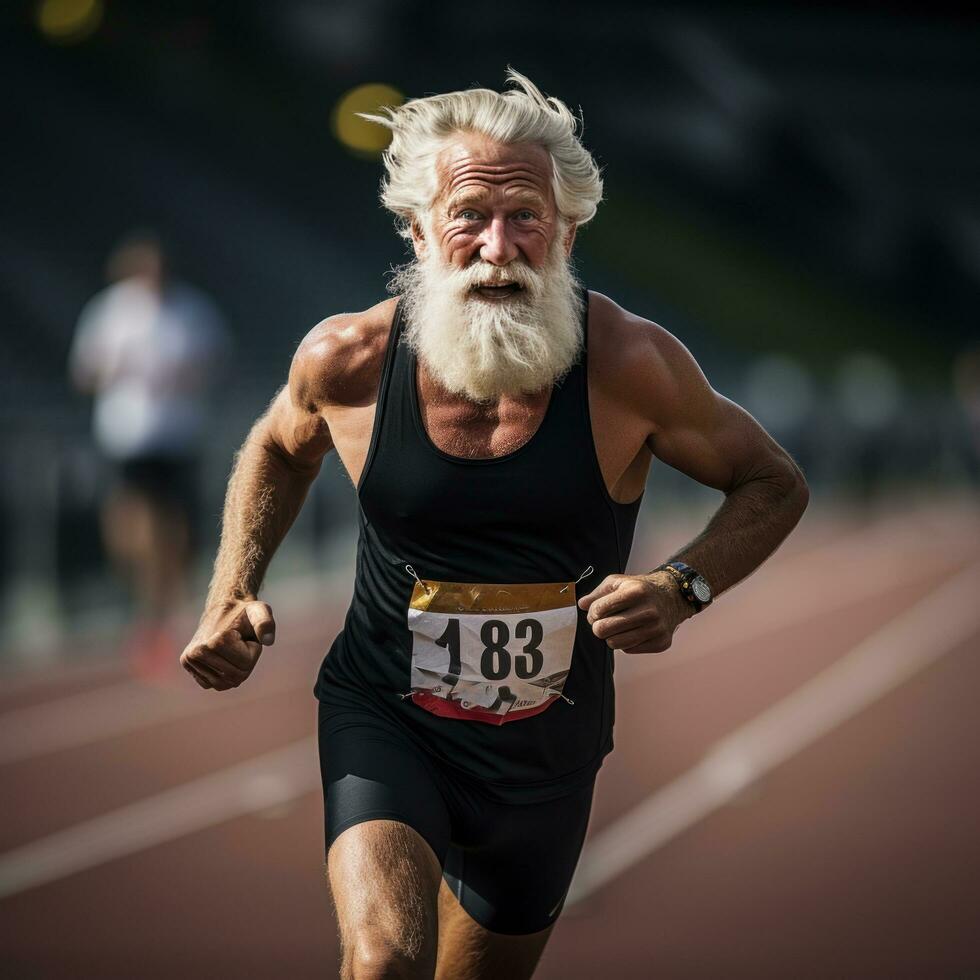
[
  {"xmin": 457, "ymin": 209, "xmax": 481, "ymax": 221},
  {"xmin": 515, "ymin": 210, "xmax": 536, "ymax": 221}
]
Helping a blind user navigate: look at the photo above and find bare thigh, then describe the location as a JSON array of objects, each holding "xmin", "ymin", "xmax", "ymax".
[
  {"xmin": 328, "ymin": 819, "xmax": 444, "ymax": 980},
  {"xmin": 435, "ymin": 879, "xmax": 554, "ymax": 980}
]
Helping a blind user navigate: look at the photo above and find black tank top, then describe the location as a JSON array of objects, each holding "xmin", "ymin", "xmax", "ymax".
[{"xmin": 314, "ymin": 289, "xmax": 643, "ymax": 802}]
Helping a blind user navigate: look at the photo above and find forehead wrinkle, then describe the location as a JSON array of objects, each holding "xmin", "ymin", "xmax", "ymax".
[
  {"xmin": 436, "ymin": 151, "xmax": 551, "ymax": 194},
  {"xmin": 441, "ymin": 173, "xmax": 552, "ymax": 215},
  {"xmin": 446, "ymin": 157, "xmax": 548, "ymax": 176},
  {"xmin": 445, "ymin": 160, "xmax": 548, "ymax": 181},
  {"xmin": 445, "ymin": 169, "xmax": 548, "ymax": 198},
  {"xmin": 435, "ymin": 132, "xmax": 550, "ymax": 171},
  {"xmin": 447, "ymin": 184, "xmax": 547, "ymax": 208}
]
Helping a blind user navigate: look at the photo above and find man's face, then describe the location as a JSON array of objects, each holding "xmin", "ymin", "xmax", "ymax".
[
  {"xmin": 392, "ymin": 133, "xmax": 583, "ymax": 403},
  {"xmin": 413, "ymin": 133, "xmax": 575, "ymax": 292}
]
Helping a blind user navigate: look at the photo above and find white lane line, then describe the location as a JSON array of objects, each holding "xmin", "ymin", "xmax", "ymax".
[
  {"xmin": 567, "ymin": 562, "xmax": 980, "ymax": 907},
  {"xmin": 0, "ymin": 559, "xmax": 354, "ymax": 702},
  {"xmin": 628, "ymin": 521, "xmax": 979, "ymax": 677},
  {"xmin": 0, "ymin": 616, "xmax": 340, "ymax": 767},
  {"xmin": 0, "ymin": 738, "xmax": 318, "ymax": 900},
  {"xmin": 0, "ymin": 656, "xmax": 124, "ymax": 698},
  {"xmin": 0, "ymin": 671, "xmax": 310, "ymax": 767}
]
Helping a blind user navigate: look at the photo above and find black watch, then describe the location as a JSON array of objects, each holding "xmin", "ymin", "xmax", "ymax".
[{"xmin": 656, "ymin": 561, "xmax": 713, "ymax": 613}]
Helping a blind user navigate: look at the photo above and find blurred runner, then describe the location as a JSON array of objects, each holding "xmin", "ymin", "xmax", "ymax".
[
  {"xmin": 180, "ymin": 71, "xmax": 809, "ymax": 979},
  {"xmin": 70, "ymin": 231, "xmax": 229, "ymax": 679}
]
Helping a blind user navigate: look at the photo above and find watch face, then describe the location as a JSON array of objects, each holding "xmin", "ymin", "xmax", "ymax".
[{"xmin": 691, "ymin": 576, "xmax": 712, "ymax": 603}]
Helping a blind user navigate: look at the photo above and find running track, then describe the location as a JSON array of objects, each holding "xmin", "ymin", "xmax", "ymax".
[{"xmin": 1, "ymin": 496, "xmax": 978, "ymax": 978}]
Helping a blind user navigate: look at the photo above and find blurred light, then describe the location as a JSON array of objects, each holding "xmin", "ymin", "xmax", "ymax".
[
  {"xmin": 332, "ymin": 83, "xmax": 404, "ymax": 156},
  {"xmin": 742, "ymin": 354, "xmax": 815, "ymax": 432},
  {"xmin": 834, "ymin": 351, "xmax": 902, "ymax": 431},
  {"xmin": 35, "ymin": 0, "xmax": 104, "ymax": 45}
]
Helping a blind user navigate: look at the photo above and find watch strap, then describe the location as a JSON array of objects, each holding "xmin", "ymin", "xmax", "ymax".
[{"xmin": 656, "ymin": 561, "xmax": 711, "ymax": 613}]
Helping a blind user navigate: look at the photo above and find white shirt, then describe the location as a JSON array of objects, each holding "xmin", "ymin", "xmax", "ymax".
[{"xmin": 69, "ymin": 278, "xmax": 229, "ymax": 460}]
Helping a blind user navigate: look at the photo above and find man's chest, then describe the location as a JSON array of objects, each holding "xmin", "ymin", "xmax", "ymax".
[
  {"xmin": 415, "ymin": 378, "xmax": 552, "ymax": 460},
  {"xmin": 326, "ymin": 368, "xmax": 650, "ymax": 503}
]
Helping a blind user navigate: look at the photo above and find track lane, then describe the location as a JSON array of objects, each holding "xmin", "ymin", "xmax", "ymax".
[
  {"xmin": 589, "ymin": 557, "xmax": 975, "ymax": 835},
  {"xmin": 541, "ymin": 627, "xmax": 980, "ymax": 979},
  {"xmin": 1, "ymin": 504, "xmax": 977, "ymax": 978}
]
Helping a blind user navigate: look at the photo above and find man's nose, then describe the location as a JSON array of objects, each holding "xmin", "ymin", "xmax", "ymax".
[{"xmin": 478, "ymin": 217, "xmax": 519, "ymax": 266}]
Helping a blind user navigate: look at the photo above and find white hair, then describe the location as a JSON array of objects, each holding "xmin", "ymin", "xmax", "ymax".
[{"xmin": 360, "ymin": 68, "xmax": 604, "ymax": 241}]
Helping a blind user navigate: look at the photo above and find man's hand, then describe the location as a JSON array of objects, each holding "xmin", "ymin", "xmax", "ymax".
[
  {"xmin": 179, "ymin": 599, "xmax": 277, "ymax": 691},
  {"xmin": 577, "ymin": 572, "xmax": 693, "ymax": 654}
]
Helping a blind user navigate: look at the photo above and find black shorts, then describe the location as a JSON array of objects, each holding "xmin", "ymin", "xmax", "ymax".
[
  {"xmin": 317, "ymin": 699, "xmax": 595, "ymax": 935},
  {"xmin": 115, "ymin": 454, "xmax": 200, "ymax": 543},
  {"xmin": 117, "ymin": 454, "xmax": 198, "ymax": 514}
]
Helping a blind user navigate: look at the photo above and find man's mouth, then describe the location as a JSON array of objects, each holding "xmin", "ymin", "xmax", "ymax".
[{"xmin": 472, "ymin": 282, "xmax": 523, "ymax": 300}]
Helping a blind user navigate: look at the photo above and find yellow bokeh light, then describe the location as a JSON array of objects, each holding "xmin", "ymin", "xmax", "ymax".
[
  {"xmin": 36, "ymin": 0, "xmax": 104, "ymax": 44},
  {"xmin": 332, "ymin": 83, "xmax": 404, "ymax": 156}
]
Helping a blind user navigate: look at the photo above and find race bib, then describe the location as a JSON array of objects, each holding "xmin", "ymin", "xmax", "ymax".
[{"xmin": 405, "ymin": 577, "xmax": 578, "ymax": 726}]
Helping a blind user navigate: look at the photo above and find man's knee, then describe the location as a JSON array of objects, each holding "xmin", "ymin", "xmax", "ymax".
[
  {"xmin": 342, "ymin": 885, "xmax": 433, "ymax": 980},
  {"xmin": 347, "ymin": 933, "xmax": 433, "ymax": 980},
  {"xmin": 327, "ymin": 820, "xmax": 442, "ymax": 980}
]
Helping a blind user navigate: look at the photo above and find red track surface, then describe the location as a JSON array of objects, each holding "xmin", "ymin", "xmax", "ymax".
[{"xmin": 2, "ymin": 499, "xmax": 978, "ymax": 978}]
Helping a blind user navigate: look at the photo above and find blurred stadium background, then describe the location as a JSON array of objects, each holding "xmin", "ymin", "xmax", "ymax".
[{"xmin": 1, "ymin": 2, "xmax": 978, "ymax": 977}]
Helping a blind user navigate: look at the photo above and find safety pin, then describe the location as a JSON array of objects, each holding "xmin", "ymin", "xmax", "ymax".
[
  {"xmin": 405, "ymin": 564, "xmax": 431, "ymax": 594},
  {"xmin": 559, "ymin": 565, "xmax": 594, "ymax": 594},
  {"xmin": 559, "ymin": 693, "xmax": 575, "ymax": 706}
]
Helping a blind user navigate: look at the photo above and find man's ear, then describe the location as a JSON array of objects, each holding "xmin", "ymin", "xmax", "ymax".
[
  {"xmin": 562, "ymin": 221, "xmax": 578, "ymax": 257},
  {"xmin": 410, "ymin": 218, "xmax": 428, "ymax": 259}
]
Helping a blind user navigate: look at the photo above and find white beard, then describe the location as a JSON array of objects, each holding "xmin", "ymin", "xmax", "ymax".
[{"xmin": 388, "ymin": 233, "xmax": 584, "ymax": 403}]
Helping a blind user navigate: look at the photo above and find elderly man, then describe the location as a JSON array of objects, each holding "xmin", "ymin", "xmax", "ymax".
[{"xmin": 181, "ymin": 70, "xmax": 809, "ymax": 979}]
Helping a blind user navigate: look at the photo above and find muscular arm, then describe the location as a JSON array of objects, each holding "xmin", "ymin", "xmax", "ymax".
[
  {"xmin": 642, "ymin": 326, "xmax": 810, "ymax": 597},
  {"xmin": 580, "ymin": 302, "xmax": 809, "ymax": 654},
  {"xmin": 181, "ymin": 328, "xmax": 337, "ymax": 689},
  {"xmin": 205, "ymin": 375, "xmax": 332, "ymax": 609}
]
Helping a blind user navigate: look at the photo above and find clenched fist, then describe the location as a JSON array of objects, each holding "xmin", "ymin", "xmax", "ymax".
[
  {"xmin": 577, "ymin": 571, "xmax": 693, "ymax": 654},
  {"xmin": 180, "ymin": 598, "xmax": 276, "ymax": 691}
]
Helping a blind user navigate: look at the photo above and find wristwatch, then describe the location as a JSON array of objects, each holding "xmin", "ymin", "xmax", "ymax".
[{"xmin": 656, "ymin": 561, "xmax": 713, "ymax": 613}]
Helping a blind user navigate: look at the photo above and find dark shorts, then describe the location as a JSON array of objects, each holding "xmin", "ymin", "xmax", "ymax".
[
  {"xmin": 317, "ymin": 699, "xmax": 595, "ymax": 936},
  {"xmin": 117, "ymin": 454, "xmax": 197, "ymax": 509},
  {"xmin": 115, "ymin": 454, "xmax": 200, "ymax": 539}
]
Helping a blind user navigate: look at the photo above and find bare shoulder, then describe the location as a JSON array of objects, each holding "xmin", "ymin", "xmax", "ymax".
[
  {"xmin": 587, "ymin": 290, "xmax": 712, "ymax": 435},
  {"xmin": 290, "ymin": 297, "xmax": 399, "ymax": 411}
]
